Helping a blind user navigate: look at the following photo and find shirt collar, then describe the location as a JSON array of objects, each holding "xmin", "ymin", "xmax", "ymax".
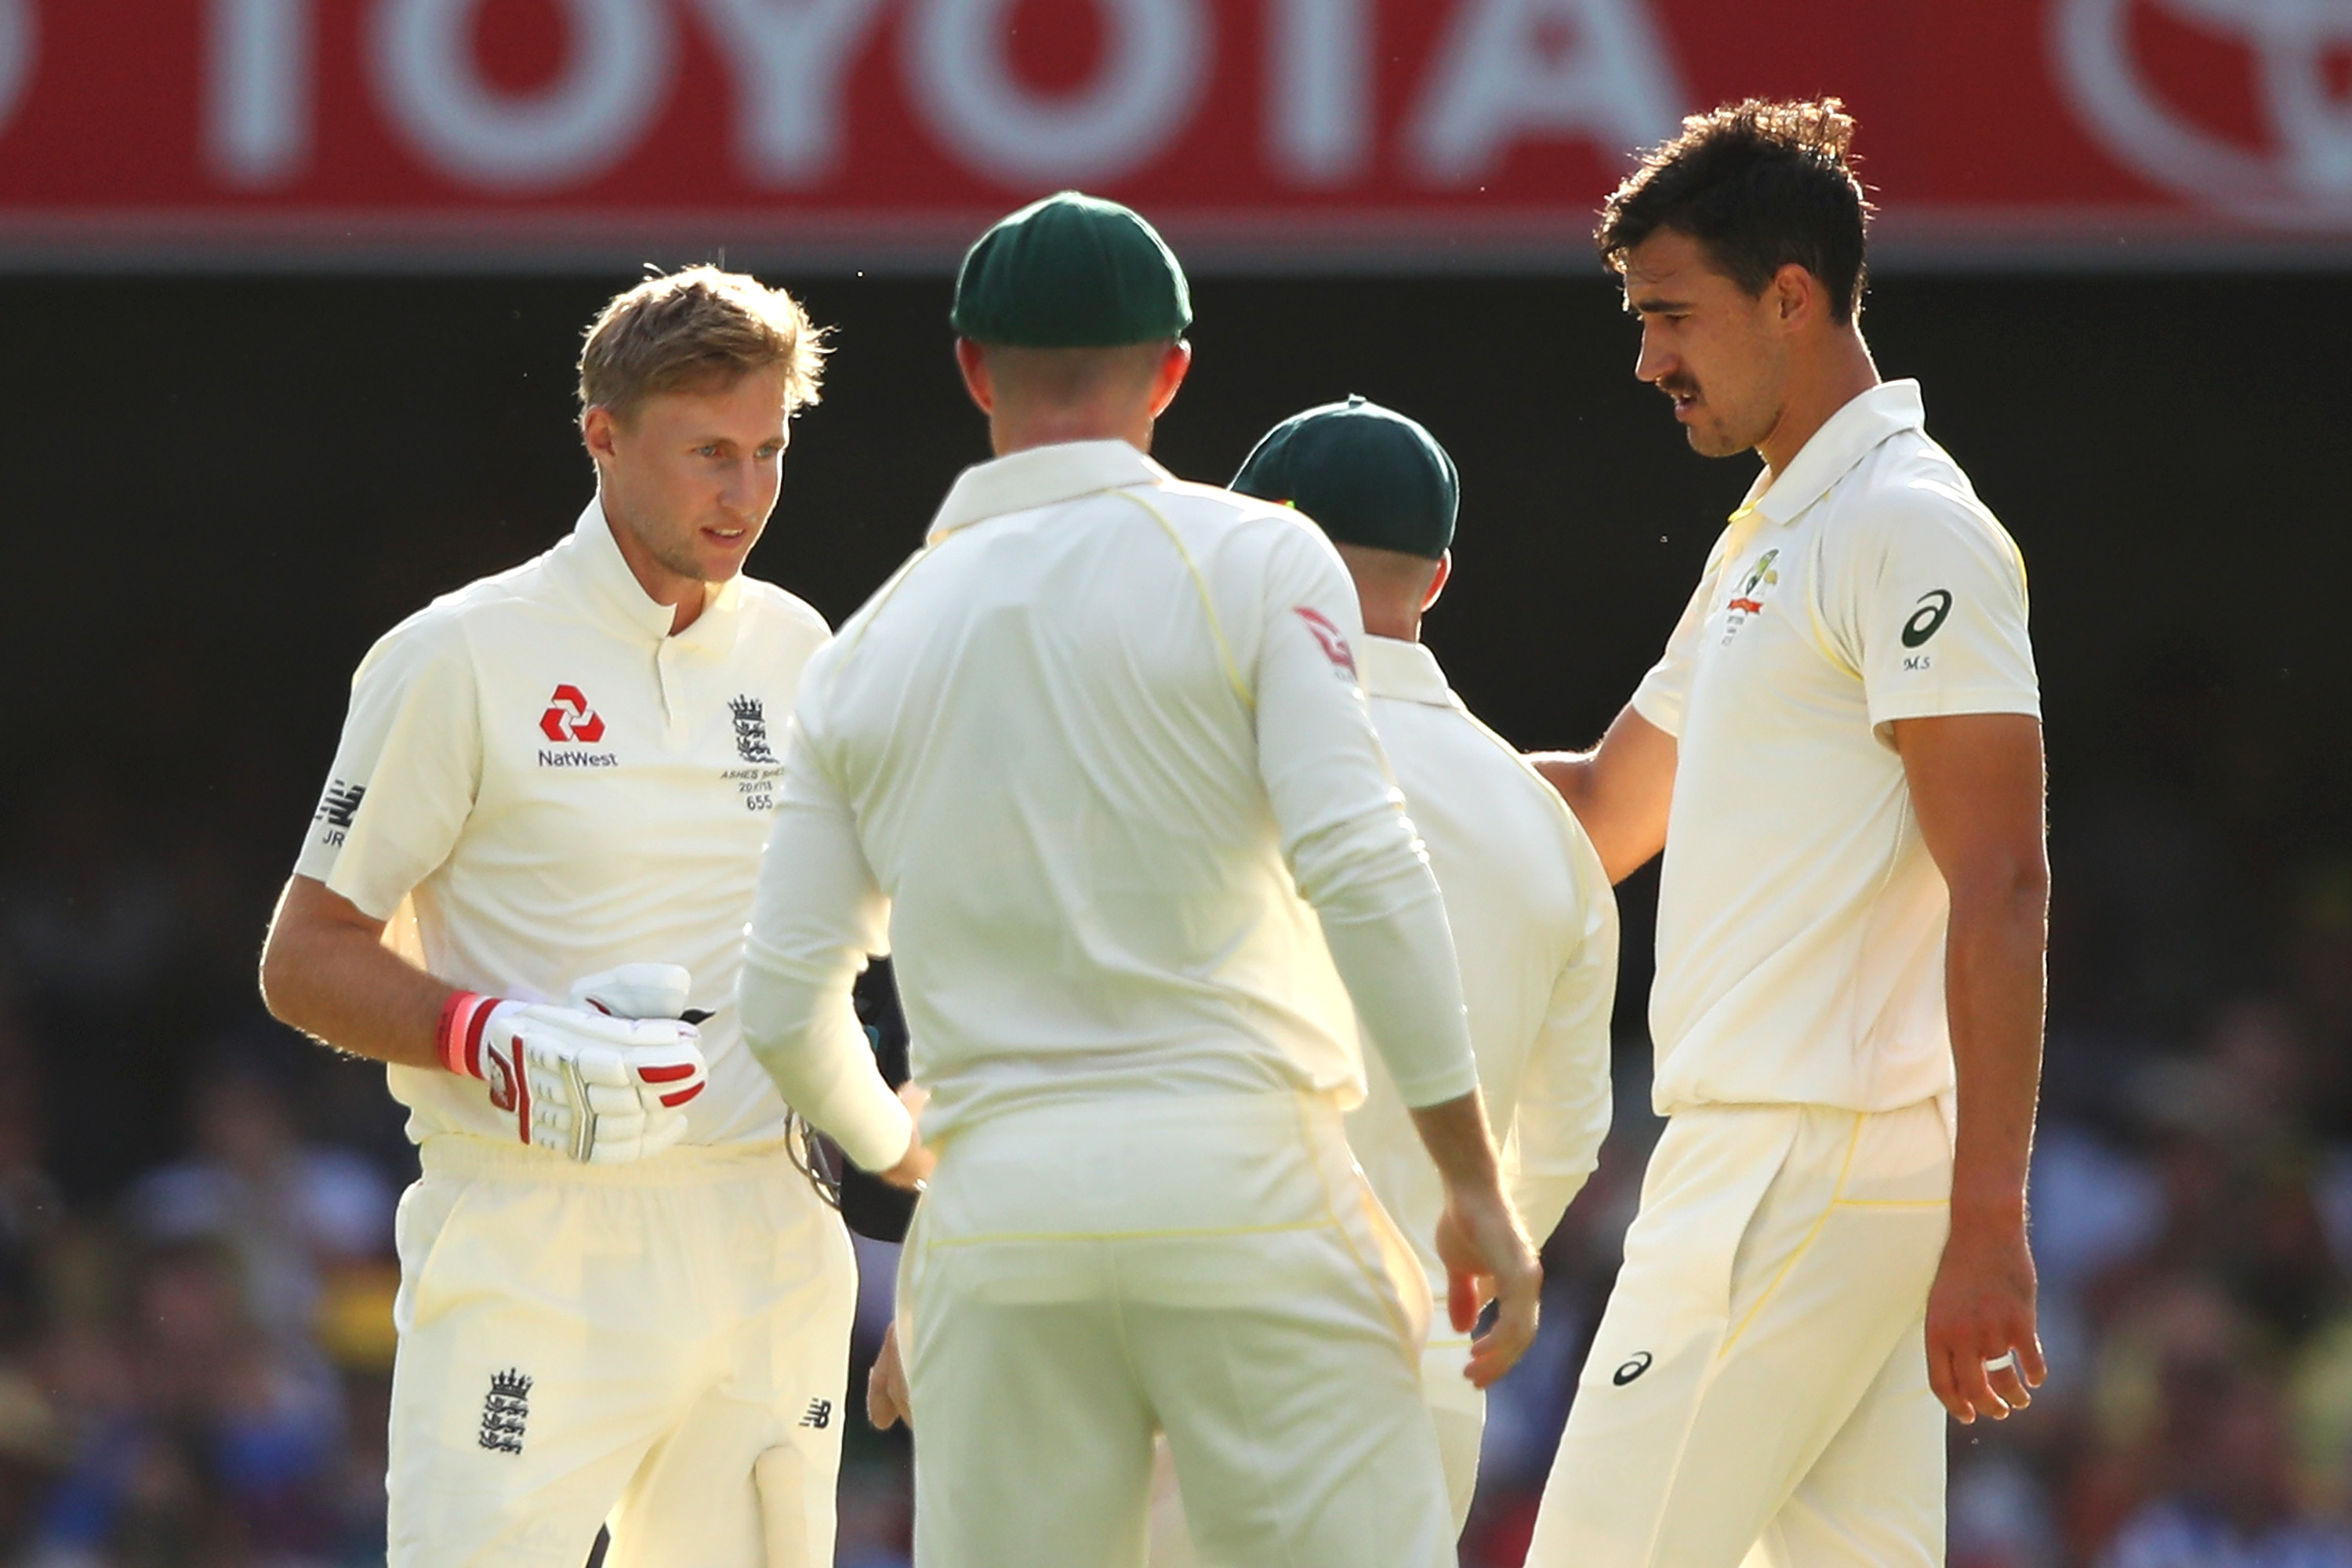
[
  {"xmin": 555, "ymin": 498, "xmax": 746, "ymax": 651},
  {"xmin": 1359, "ymin": 636, "xmax": 1457, "ymax": 709},
  {"xmin": 1737, "ymin": 379, "xmax": 1927, "ymax": 530},
  {"xmin": 927, "ymin": 439, "xmax": 1174, "ymax": 543}
]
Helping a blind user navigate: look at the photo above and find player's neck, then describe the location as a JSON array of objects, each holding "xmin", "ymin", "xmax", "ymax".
[
  {"xmin": 602, "ymin": 501, "xmax": 711, "ymax": 635},
  {"xmin": 988, "ymin": 402, "xmax": 1156, "ymax": 458},
  {"xmin": 1359, "ymin": 603, "xmax": 1423, "ymax": 643},
  {"xmin": 1755, "ymin": 328, "xmax": 1880, "ymax": 480}
]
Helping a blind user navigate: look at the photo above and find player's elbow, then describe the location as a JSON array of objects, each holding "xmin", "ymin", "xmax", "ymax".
[
  {"xmin": 1945, "ymin": 844, "xmax": 2049, "ymax": 935},
  {"xmin": 256, "ymin": 907, "xmax": 308, "ymax": 1029},
  {"xmin": 257, "ymin": 876, "xmax": 347, "ymax": 1036}
]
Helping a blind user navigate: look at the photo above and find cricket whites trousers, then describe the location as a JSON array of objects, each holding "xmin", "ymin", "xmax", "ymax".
[
  {"xmin": 1527, "ymin": 1098, "xmax": 1954, "ymax": 1568},
  {"xmin": 898, "ymin": 1088, "xmax": 1460, "ymax": 1568},
  {"xmin": 385, "ymin": 1133, "xmax": 855, "ymax": 1568}
]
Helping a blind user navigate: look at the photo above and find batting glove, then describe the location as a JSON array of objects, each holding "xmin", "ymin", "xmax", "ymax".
[{"xmin": 437, "ymin": 989, "xmax": 707, "ymax": 1164}]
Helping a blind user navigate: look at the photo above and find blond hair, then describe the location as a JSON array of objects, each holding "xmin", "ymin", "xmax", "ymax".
[{"xmin": 578, "ymin": 265, "xmax": 827, "ymax": 420}]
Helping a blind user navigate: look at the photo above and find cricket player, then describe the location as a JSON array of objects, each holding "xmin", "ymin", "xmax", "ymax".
[
  {"xmin": 1142, "ymin": 396, "xmax": 1619, "ymax": 1558},
  {"xmin": 1520, "ymin": 100, "xmax": 2049, "ymax": 1568},
  {"xmin": 259, "ymin": 267, "xmax": 919, "ymax": 1568},
  {"xmin": 738, "ymin": 192, "xmax": 1541, "ymax": 1568}
]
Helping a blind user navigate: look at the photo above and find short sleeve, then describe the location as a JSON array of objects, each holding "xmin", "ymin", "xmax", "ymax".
[
  {"xmin": 292, "ymin": 613, "xmax": 481, "ymax": 921},
  {"xmin": 1830, "ymin": 483, "xmax": 2039, "ymax": 736},
  {"xmin": 1629, "ymin": 535, "xmax": 1730, "ymax": 739}
]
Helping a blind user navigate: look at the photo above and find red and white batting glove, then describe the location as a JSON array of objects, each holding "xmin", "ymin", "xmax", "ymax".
[{"xmin": 437, "ymin": 987, "xmax": 706, "ymax": 1164}]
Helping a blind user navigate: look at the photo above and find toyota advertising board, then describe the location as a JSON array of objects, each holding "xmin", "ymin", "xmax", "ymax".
[{"xmin": 0, "ymin": 0, "xmax": 2342, "ymax": 270}]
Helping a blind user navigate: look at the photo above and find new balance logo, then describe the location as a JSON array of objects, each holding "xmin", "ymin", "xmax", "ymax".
[
  {"xmin": 799, "ymin": 1398, "xmax": 833, "ymax": 1430},
  {"xmin": 313, "ymin": 779, "xmax": 365, "ymax": 831},
  {"xmin": 479, "ymin": 1368, "xmax": 532, "ymax": 1454},
  {"xmin": 539, "ymin": 684, "xmax": 606, "ymax": 744}
]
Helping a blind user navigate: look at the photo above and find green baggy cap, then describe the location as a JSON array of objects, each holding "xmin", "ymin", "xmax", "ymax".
[
  {"xmin": 1231, "ymin": 396, "xmax": 1459, "ymax": 560},
  {"xmin": 951, "ymin": 191, "xmax": 1192, "ymax": 348}
]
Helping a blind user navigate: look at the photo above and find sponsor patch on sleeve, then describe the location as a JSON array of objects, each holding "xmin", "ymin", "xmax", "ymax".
[{"xmin": 1294, "ymin": 606, "xmax": 1358, "ymax": 680}]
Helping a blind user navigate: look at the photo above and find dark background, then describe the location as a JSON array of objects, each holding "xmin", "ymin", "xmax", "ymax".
[
  {"xmin": 2, "ymin": 270, "xmax": 2349, "ymax": 1567},
  {"xmin": 7, "ymin": 270, "xmax": 2346, "ymax": 1072}
]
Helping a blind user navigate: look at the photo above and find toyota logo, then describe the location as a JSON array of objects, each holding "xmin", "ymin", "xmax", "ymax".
[{"xmin": 2056, "ymin": 0, "xmax": 2352, "ymax": 226}]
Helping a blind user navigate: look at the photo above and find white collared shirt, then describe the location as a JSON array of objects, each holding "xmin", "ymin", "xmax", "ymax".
[
  {"xmin": 739, "ymin": 440, "xmax": 1478, "ymax": 1167},
  {"xmin": 1632, "ymin": 379, "xmax": 2039, "ymax": 1116},
  {"xmin": 294, "ymin": 501, "xmax": 833, "ymax": 1147},
  {"xmin": 1344, "ymin": 637, "xmax": 1617, "ymax": 1298}
]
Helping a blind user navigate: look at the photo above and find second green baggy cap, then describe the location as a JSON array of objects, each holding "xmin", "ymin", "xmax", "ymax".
[
  {"xmin": 950, "ymin": 191, "xmax": 1192, "ymax": 348},
  {"xmin": 1231, "ymin": 396, "xmax": 1460, "ymax": 560}
]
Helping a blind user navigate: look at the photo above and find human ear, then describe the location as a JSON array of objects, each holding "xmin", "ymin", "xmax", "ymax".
[
  {"xmin": 1424, "ymin": 550, "xmax": 1452, "ymax": 612},
  {"xmin": 955, "ymin": 338, "xmax": 996, "ymax": 415},
  {"xmin": 582, "ymin": 405, "xmax": 620, "ymax": 463},
  {"xmin": 1773, "ymin": 263, "xmax": 1815, "ymax": 326},
  {"xmin": 1148, "ymin": 340, "xmax": 1193, "ymax": 418}
]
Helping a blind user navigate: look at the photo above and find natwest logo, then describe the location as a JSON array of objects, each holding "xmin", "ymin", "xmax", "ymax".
[{"xmin": 539, "ymin": 684, "xmax": 606, "ymax": 744}]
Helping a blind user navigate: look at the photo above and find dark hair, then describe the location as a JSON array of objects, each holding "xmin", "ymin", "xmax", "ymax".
[{"xmin": 1597, "ymin": 98, "xmax": 1872, "ymax": 325}]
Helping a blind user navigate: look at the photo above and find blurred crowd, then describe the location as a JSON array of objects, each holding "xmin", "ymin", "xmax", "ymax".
[{"xmin": 0, "ymin": 629, "xmax": 2344, "ymax": 1568}]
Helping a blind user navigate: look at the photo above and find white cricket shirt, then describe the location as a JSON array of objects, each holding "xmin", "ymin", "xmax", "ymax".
[
  {"xmin": 739, "ymin": 440, "xmax": 1479, "ymax": 1169},
  {"xmin": 1632, "ymin": 379, "xmax": 2039, "ymax": 1116},
  {"xmin": 1343, "ymin": 636, "xmax": 1618, "ymax": 1297},
  {"xmin": 295, "ymin": 501, "xmax": 832, "ymax": 1147}
]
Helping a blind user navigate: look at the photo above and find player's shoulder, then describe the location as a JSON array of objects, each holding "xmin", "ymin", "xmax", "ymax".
[
  {"xmin": 731, "ymin": 575, "xmax": 834, "ymax": 644},
  {"xmin": 1152, "ymin": 476, "xmax": 1322, "ymax": 535},
  {"xmin": 1146, "ymin": 476, "xmax": 1348, "ymax": 575},
  {"xmin": 1830, "ymin": 431, "xmax": 2020, "ymax": 566}
]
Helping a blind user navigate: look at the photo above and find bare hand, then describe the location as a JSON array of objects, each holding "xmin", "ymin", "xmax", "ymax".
[
  {"xmin": 1436, "ymin": 1185, "xmax": 1542, "ymax": 1388},
  {"xmin": 880, "ymin": 1082, "xmax": 935, "ymax": 1190},
  {"xmin": 1925, "ymin": 1210, "xmax": 2045, "ymax": 1422},
  {"xmin": 867, "ymin": 1319, "xmax": 910, "ymax": 1430}
]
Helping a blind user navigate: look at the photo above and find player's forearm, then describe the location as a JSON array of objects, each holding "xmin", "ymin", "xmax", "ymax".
[
  {"xmin": 1528, "ymin": 706, "xmax": 1675, "ymax": 884},
  {"xmin": 1409, "ymin": 1088, "xmax": 1506, "ymax": 1195},
  {"xmin": 1309, "ymin": 848, "xmax": 1479, "ymax": 1108},
  {"xmin": 260, "ymin": 875, "xmax": 449, "ymax": 1069},
  {"xmin": 1944, "ymin": 861, "xmax": 2048, "ymax": 1226},
  {"xmin": 739, "ymin": 953, "xmax": 913, "ymax": 1173}
]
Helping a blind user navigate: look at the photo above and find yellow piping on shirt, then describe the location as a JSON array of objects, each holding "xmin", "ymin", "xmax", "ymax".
[{"xmin": 1116, "ymin": 489, "xmax": 1256, "ymax": 713}]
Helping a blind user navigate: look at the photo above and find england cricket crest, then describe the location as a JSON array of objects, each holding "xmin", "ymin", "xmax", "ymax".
[
  {"xmin": 728, "ymin": 696, "xmax": 778, "ymax": 764},
  {"xmin": 479, "ymin": 1368, "xmax": 532, "ymax": 1455},
  {"xmin": 1720, "ymin": 548, "xmax": 1780, "ymax": 645}
]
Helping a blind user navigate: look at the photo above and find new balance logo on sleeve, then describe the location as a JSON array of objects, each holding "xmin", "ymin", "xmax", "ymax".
[
  {"xmin": 479, "ymin": 1368, "xmax": 532, "ymax": 1454},
  {"xmin": 312, "ymin": 780, "xmax": 365, "ymax": 843},
  {"xmin": 799, "ymin": 1398, "xmax": 833, "ymax": 1430}
]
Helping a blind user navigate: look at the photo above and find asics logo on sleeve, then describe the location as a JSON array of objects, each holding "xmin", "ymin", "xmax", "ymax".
[
  {"xmin": 539, "ymin": 684, "xmax": 607, "ymax": 743},
  {"xmin": 1901, "ymin": 590, "xmax": 1954, "ymax": 648},
  {"xmin": 1612, "ymin": 1351, "xmax": 1654, "ymax": 1385}
]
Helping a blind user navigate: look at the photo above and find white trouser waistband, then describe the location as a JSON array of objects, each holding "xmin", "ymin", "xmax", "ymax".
[{"xmin": 417, "ymin": 1131, "xmax": 797, "ymax": 1186}]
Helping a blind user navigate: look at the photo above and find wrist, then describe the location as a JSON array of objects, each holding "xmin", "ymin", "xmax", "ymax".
[
  {"xmin": 437, "ymin": 991, "xmax": 514, "ymax": 1078},
  {"xmin": 1948, "ymin": 1185, "xmax": 2028, "ymax": 1232}
]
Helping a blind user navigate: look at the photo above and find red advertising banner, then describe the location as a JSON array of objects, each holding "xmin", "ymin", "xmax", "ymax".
[{"xmin": 0, "ymin": 0, "xmax": 2340, "ymax": 269}]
